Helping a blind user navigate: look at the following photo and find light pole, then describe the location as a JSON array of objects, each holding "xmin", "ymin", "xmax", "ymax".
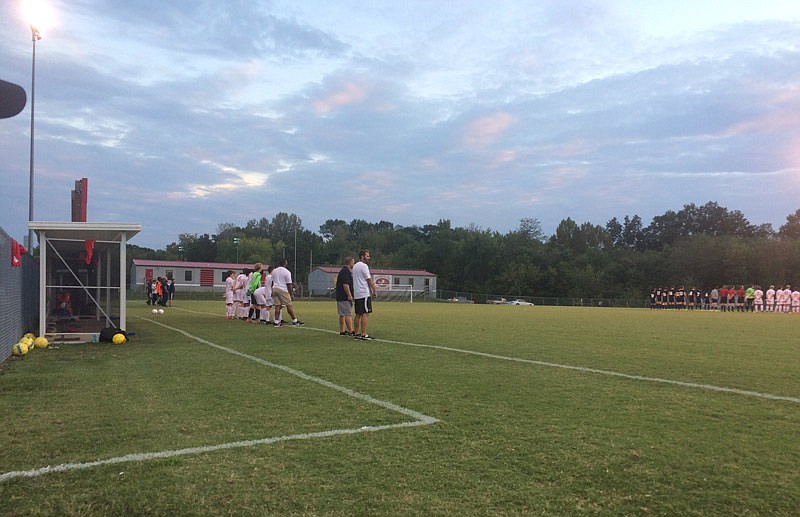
[
  {"xmin": 293, "ymin": 225, "xmax": 297, "ymax": 283},
  {"xmin": 177, "ymin": 245, "xmax": 184, "ymax": 261},
  {"xmin": 28, "ymin": 23, "xmax": 41, "ymax": 249},
  {"xmin": 233, "ymin": 237, "xmax": 240, "ymax": 263}
]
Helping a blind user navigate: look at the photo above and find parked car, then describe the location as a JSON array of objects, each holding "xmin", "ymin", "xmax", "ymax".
[
  {"xmin": 489, "ymin": 298, "xmax": 508, "ymax": 304},
  {"xmin": 509, "ymin": 299, "xmax": 534, "ymax": 306}
]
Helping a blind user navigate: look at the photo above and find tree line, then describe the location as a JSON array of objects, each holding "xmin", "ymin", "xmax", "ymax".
[{"xmin": 128, "ymin": 202, "xmax": 800, "ymax": 299}]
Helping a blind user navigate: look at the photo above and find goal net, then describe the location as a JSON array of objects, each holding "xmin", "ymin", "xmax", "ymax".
[{"xmin": 380, "ymin": 285, "xmax": 415, "ymax": 302}]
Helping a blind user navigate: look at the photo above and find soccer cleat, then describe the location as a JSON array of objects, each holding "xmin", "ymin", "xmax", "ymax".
[
  {"xmin": 292, "ymin": 320, "xmax": 305, "ymax": 326},
  {"xmin": 353, "ymin": 334, "xmax": 362, "ymax": 340},
  {"xmin": 339, "ymin": 331, "xmax": 349, "ymax": 336},
  {"xmin": 360, "ymin": 334, "xmax": 373, "ymax": 341},
  {"xmin": 273, "ymin": 321, "xmax": 283, "ymax": 327}
]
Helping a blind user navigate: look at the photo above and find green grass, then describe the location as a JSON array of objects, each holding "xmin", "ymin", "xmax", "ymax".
[{"xmin": 2, "ymin": 301, "xmax": 799, "ymax": 515}]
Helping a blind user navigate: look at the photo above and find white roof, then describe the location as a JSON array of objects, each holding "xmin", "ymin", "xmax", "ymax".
[{"xmin": 28, "ymin": 221, "xmax": 141, "ymax": 242}]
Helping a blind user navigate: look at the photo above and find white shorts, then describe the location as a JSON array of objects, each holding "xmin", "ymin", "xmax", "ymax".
[{"xmin": 253, "ymin": 287, "xmax": 273, "ymax": 307}]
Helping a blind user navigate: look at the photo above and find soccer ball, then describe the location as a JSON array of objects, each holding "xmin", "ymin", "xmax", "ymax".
[
  {"xmin": 12, "ymin": 342, "xmax": 29, "ymax": 356},
  {"xmin": 152, "ymin": 309, "xmax": 158, "ymax": 314},
  {"xmin": 20, "ymin": 336, "xmax": 34, "ymax": 349},
  {"xmin": 158, "ymin": 309, "xmax": 164, "ymax": 315},
  {"xmin": 34, "ymin": 336, "xmax": 48, "ymax": 349},
  {"xmin": 23, "ymin": 332, "xmax": 34, "ymax": 340},
  {"xmin": 112, "ymin": 333, "xmax": 126, "ymax": 345}
]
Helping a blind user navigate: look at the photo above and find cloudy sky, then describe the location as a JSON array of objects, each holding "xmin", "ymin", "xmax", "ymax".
[{"xmin": 2, "ymin": 1, "xmax": 800, "ymax": 249}]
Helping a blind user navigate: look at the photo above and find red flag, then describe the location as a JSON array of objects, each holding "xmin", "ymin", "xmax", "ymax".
[
  {"xmin": 11, "ymin": 239, "xmax": 26, "ymax": 267},
  {"xmin": 85, "ymin": 240, "xmax": 95, "ymax": 265}
]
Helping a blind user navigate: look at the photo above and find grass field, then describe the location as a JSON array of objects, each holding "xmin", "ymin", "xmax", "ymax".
[{"xmin": 1, "ymin": 300, "xmax": 799, "ymax": 516}]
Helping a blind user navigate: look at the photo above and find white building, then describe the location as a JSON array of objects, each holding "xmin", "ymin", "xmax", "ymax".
[
  {"xmin": 308, "ymin": 266, "xmax": 437, "ymax": 298},
  {"xmin": 130, "ymin": 259, "xmax": 252, "ymax": 293}
]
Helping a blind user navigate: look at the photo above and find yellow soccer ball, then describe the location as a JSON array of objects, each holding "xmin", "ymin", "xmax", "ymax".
[
  {"xmin": 34, "ymin": 336, "xmax": 49, "ymax": 349},
  {"xmin": 12, "ymin": 342, "xmax": 29, "ymax": 356},
  {"xmin": 112, "ymin": 333, "xmax": 126, "ymax": 345},
  {"xmin": 20, "ymin": 336, "xmax": 34, "ymax": 349},
  {"xmin": 23, "ymin": 332, "xmax": 35, "ymax": 340}
]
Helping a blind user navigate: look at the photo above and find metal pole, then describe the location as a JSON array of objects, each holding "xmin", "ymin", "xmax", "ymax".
[
  {"xmin": 28, "ymin": 26, "xmax": 40, "ymax": 249},
  {"xmin": 293, "ymin": 225, "xmax": 297, "ymax": 281}
]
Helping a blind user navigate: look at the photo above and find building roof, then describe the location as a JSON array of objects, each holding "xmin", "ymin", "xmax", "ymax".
[
  {"xmin": 312, "ymin": 265, "xmax": 436, "ymax": 277},
  {"xmin": 132, "ymin": 259, "xmax": 252, "ymax": 269},
  {"xmin": 29, "ymin": 221, "xmax": 141, "ymax": 242}
]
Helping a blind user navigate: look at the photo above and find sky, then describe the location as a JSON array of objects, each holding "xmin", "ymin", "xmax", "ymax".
[{"xmin": 2, "ymin": 1, "xmax": 800, "ymax": 250}]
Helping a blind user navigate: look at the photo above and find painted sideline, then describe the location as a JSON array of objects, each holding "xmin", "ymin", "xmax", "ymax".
[{"xmin": 0, "ymin": 318, "xmax": 438, "ymax": 483}]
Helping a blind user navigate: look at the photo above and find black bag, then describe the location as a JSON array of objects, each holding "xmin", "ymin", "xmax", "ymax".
[{"xmin": 99, "ymin": 328, "xmax": 126, "ymax": 342}]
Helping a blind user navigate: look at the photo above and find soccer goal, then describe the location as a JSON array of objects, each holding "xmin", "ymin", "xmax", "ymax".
[{"xmin": 381, "ymin": 285, "xmax": 415, "ymax": 303}]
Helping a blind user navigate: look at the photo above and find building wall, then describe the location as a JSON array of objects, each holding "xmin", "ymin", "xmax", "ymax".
[
  {"xmin": 308, "ymin": 267, "xmax": 437, "ymax": 297},
  {"xmin": 130, "ymin": 263, "xmax": 244, "ymax": 293},
  {"xmin": 308, "ymin": 269, "xmax": 337, "ymax": 296}
]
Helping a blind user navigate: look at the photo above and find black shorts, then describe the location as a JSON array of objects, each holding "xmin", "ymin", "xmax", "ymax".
[{"xmin": 355, "ymin": 297, "xmax": 373, "ymax": 315}]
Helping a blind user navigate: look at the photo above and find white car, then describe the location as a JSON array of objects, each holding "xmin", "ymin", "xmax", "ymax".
[{"xmin": 509, "ymin": 299, "xmax": 534, "ymax": 306}]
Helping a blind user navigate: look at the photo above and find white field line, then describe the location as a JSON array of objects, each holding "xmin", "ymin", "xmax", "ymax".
[
  {"xmin": 164, "ymin": 308, "xmax": 800, "ymax": 404},
  {"xmin": 372, "ymin": 336, "xmax": 800, "ymax": 405},
  {"xmin": 0, "ymin": 319, "xmax": 438, "ymax": 484},
  {"xmin": 0, "ymin": 422, "xmax": 429, "ymax": 484}
]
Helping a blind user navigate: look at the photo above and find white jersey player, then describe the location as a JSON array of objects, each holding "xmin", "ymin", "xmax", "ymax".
[
  {"xmin": 765, "ymin": 285, "xmax": 776, "ymax": 312},
  {"xmin": 224, "ymin": 270, "xmax": 236, "ymax": 318},
  {"xmin": 753, "ymin": 287, "xmax": 764, "ymax": 312},
  {"xmin": 235, "ymin": 269, "xmax": 250, "ymax": 319}
]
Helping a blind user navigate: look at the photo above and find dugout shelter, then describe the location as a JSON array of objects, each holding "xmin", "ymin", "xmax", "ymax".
[{"xmin": 29, "ymin": 221, "xmax": 141, "ymax": 343}]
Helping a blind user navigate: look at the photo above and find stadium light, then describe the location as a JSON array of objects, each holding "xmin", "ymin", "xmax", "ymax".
[{"xmin": 233, "ymin": 237, "xmax": 240, "ymax": 263}]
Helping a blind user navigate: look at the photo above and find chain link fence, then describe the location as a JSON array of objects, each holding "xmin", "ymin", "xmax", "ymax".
[{"xmin": 1, "ymin": 227, "xmax": 39, "ymax": 364}]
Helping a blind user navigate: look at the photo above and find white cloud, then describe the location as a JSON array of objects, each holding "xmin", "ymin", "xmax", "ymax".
[{"xmin": 2, "ymin": 1, "xmax": 800, "ymax": 248}]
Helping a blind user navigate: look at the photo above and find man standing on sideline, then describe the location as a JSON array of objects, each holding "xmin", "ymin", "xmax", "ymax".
[
  {"xmin": 353, "ymin": 249, "xmax": 377, "ymax": 340},
  {"xmin": 336, "ymin": 257, "xmax": 355, "ymax": 336},
  {"xmin": 271, "ymin": 258, "xmax": 304, "ymax": 327}
]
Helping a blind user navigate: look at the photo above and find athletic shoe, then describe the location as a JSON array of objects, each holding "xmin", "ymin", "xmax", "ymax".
[
  {"xmin": 339, "ymin": 331, "xmax": 349, "ymax": 336},
  {"xmin": 360, "ymin": 334, "xmax": 373, "ymax": 341},
  {"xmin": 353, "ymin": 334, "xmax": 362, "ymax": 340},
  {"xmin": 292, "ymin": 320, "xmax": 305, "ymax": 326},
  {"xmin": 273, "ymin": 322, "xmax": 283, "ymax": 327}
]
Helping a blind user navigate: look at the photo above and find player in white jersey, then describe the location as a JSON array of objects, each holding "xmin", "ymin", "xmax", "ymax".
[
  {"xmin": 234, "ymin": 269, "xmax": 250, "ymax": 320},
  {"xmin": 252, "ymin": 266, "xmax": 275, "ymax": 324},
  {"xmin": 792, "ymin": 288, "xmax": 800, "ymax": 313},
  {"xmin": 224, "ymin": 270, "xmax": 236, "ymax": 318},
  {"xmin": 765, "ymin": 285, "xmax": 776, "ymax": 312},
  {"xmin": 753, "ymin": 286, "xmax": 764, "ymax": 312},
  {"xmin": 780, "ymin": 285, "xmax": 791, "ymax": 313}
]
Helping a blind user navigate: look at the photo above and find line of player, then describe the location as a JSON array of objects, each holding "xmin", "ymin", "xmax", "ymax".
[
  {"xmin": 650, "ymin": 284, "xmax": 800, "ymax": 312},
  {"xmin": 224, "ymin": 259, "xmax": 304, "ymax": 327}
]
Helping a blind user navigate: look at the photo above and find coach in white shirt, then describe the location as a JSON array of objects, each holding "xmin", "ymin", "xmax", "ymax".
[
  {"xmin": 353, "ymin": 249, "xmax": 377, "ymax": 340},
  {"xmin": 271, "ymin": 258, "xmax": 304, "ymax": 327}
]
